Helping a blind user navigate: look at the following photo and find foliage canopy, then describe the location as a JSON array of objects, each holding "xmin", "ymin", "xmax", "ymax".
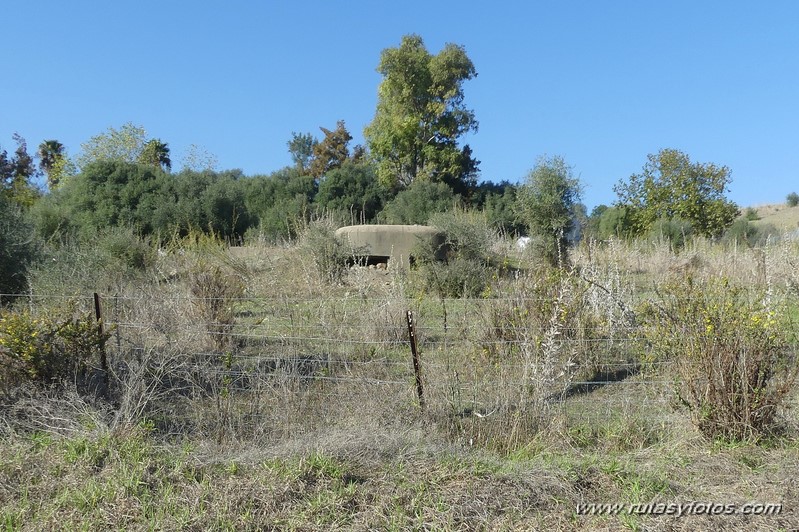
[
  {"xmin": 364, "ymin": 34, "xmax": 479, "ymax": 193},
  {"xmin": 614, "ymin": 149, "xmax": 739, "ymax": 238},
  {"xmin": 1, "ymin": 134, "xmax": 39, "ymax": 207},
  {"xmin": 515, "ymin": 156, "xmax": 582, "ymax": 266},
  {"xmin": 0, "ymin": 195, "xmax": 39, "ymax": 304}
]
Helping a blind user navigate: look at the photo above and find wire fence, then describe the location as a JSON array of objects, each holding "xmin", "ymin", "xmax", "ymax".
[{"xmin": 2, "ymin": 291, "xmax": 680, "ymax": 436}]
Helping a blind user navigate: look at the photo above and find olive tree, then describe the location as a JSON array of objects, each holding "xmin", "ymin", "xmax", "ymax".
[{"xmin": 515, "ymin": 156, "xmax": 582, "ymax": 267}]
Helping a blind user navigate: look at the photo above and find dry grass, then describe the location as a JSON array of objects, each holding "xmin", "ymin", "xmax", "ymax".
[
  {"xmin": 751, "ymin": 202, "xmax": 799, "ymax": 231},
  {"xmin": 2, "ymin": 233, "xmax": 799, "ymax": 529},
  {"xmin": 1, "ymin": 394, "xmax": 797, "ymax": 530}
]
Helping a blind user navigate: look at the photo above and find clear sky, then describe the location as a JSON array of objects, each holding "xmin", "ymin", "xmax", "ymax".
[{"xmin": 2, "ymin": 1, "xmax": 797, "ymax": 210}]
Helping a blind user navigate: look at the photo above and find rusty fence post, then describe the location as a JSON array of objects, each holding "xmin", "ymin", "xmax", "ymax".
[
  {"xmin": 406, "ymin": 310, "xmax": 425, "ymax": 409},
  {"xmin": 93, "ymin": 293, "xmax": 109, "ymax": 392}
]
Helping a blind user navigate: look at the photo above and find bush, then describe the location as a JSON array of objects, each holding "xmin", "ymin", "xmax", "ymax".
[
  {"xmin": 721, "ymin": 219, "xmax": 779, "ymax": 247},
  {"xmin": 316, "ymin": 162, "xmax": 387, "ymax": 224},
  {"xmin": 189, "ymin": 263, "xmax": 244, "ymax": 350},
  {"xmin": 299, "ymin": 219, "xmax": 363, "ymax": 285},
  {"xmin": 468, "ymin": 267, "xmax": 625, "ymax": 442},
  {"xmin": 787, "ymin": 192, "xmax": 799, "ymax": 208},
  {"xmin": 641, "ymin": 277, "xmax": 798, "ymax": 440},
  {"xmin": 0, "ymin": 306, "xmax": 109, "ymax": 393},
  {"xmin": 29, "ymin": 193, "xmax": 76, "ymax": 242},
  {"xmin": 470, "ymin": 182, "xmax": 525, "ymax": 236},
  {"xmin": 646, "ymin": 217, "xmax": 693, "ymax": 250},
  {"xmin": 744, "ymin": 207, "xmax": 760, "ymax": 221},
  {"xmin": 0, "ymin": 196, "xmax": 39, "ymax": 304},
  {"xmin": 245, "ymin": 170, "xmax": 317, "ymax": 243},
  {"xmin": 414, "ymin": 210, "xmax": 497, "ymax": 298},
  {"xmin": 515, "ymin": 156, "xmax": 582, "ymax": 267},
  {"xmin": 97, "ymin": 227, "xmax": 156, "ymax": 271},
  {"xmin": 378, "ymin": 180, "xmax": 458, "ymax": 225},
  {"xmin": 596, "ymin": 206, "xmax": 630, "ymax": 240}
]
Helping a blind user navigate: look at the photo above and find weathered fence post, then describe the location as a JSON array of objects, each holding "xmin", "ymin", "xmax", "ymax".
[
  {"xmin": 93, "ymin": 292, "xmax": 109, "ymax": 395},
  {"xmin": 406, "ymin": 310, "xmax": 425, "ymax": 409}
]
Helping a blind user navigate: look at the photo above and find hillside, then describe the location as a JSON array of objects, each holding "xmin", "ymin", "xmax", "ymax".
[{"xmin": 750, "ymin": 203, "xmax": 799, "ymax": 231}]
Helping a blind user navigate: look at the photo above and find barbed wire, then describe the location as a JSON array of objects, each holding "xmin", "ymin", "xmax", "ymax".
[
  {"xmin": 0, "ymin": 291, "xmax": 727, "ymax": 412},
  {"xmin": 2, "ymin": 291, "xmax": 792, "ymax": 303}
]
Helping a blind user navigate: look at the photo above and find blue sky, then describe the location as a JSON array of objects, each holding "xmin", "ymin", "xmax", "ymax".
[{"xmin": 2, "ymin": 1, "xmax": 797, "ymax": 209}]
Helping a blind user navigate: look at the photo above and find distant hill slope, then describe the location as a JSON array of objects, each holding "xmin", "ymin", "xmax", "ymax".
[{"xmin": 748, "ymin": 203, "xmax": 799, "ymax": 231}]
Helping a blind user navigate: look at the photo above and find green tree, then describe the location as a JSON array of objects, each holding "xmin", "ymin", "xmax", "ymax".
[
  {"xmin": 38, "ymin": 140, "xmax": 77, "ymax": 191},
  {"xmin": 287, "ymin": 132, "xmax": 318, "ymax": 175},
  {"xmin": 197, "ymin": 171, "xmax": 251, "ymax": 239},
  {"xmin": 244, "ymin": 168, "xmax": 317, "ymax": 242},
  {"xmin": 1, "ymin": 134, "xmax": 39, "ymax": 207},
  {"xmin": 786, "ymin": 192, "xmax": 799, "ymax": 208},
  {"xmin": 470, "ymin": 181, "xmax": 524, "ymax": 235},
  {"xmin": 149, "ymin": 169, "xmax": 247, "ymax": 238},
  {"xmin": 583, "ymin": 204, "xmax": 607, "ymax": 240},
  {"xmin": 378, "ymin": 180, "xmax": 458, "ymax": 225},
  {"xmin": 138, "ymin": 139, "xmax": 171, "ymax": 172},
  {"xmin": 0, "ymin": 195, "xmax": 39, "ymax": 303},
  {"xmin": 316, "ymin": 161, "xmax": 387, "ymax": 223},
  {"xmin": 310, "ymin": 121, "xmax": 352, "ymax": 179},
  {"xmin": 614, "ymin": 148, "xmax": 739, "ymax": 238},
  {"xmin": 596, "ymin": 205, "xmax": 631, "ymax": 240},
  {"xmin": 57, "ymin": 160, "xmax": 168, "ymax": 236},
  {"xmin": 364, "ymin": 34, "xmax": 479, "ymax": 193},
  {"xmin": 37, "ymin": 139, "xmax": 65, "ymax": 189},
  {"xmin": 76, "ymin": 122, "xmax": 149, "ymax": 169},
  {"xmin": 515, "ymin": 156, "xmax": 582, "ymax": 266}
]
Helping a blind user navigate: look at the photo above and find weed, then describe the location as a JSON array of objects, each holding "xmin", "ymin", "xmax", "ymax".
[{"xmin": 189, "ymin": 263, "xmax": 243, "ymax": 351}]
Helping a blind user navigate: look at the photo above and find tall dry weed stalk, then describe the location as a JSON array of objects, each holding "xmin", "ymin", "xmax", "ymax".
[
  {"xmin": 462, "ymin": 269, "xmax": 581, "ymax": 447},
  {"xmin": 189, "ymin": 264, "xmax": 244, "ymax": 350}
]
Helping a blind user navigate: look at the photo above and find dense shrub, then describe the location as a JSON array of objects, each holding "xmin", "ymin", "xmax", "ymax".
[
  {"xmin": 640, "ymin": 277, "xmax": 798, "ymax": 440},
  {"xmin": 646, "ymin": 217, "xmax": 693, "ymax": 250},
  {"xmin": 245, "ymin": 169, "xmax": 317, "ymax": 242},
  {"xmin": 414, "ymin": 210, "xmax": 497, "ymax": 298},
  {"xmin": 299, "ymin": 219, "xmax": 363, "ymax": 285},
  {"xmin": 721, "ymin": 219, "xmax": 779, "ymax": 247},
  {"xmin": 110, "ymin": 167, "xmax": 254, "ymax": 240},
  {"xmin": 0, "ymin": 306, "xmax": 109, "ymax": 393},
  {"xmin": 378, "ymin": 180, "xmax": 458, "ymax": 225},
  {"xmin": 96, "ymin": 227, "xmax": 156, "ymax": 271},
  {"xmin": 32, "ymin": 163, "xmax": 255, "ymax": 242},
  {"xmin": 787, "ymin": 192, "xmax": 799, "ymax": 208},
  {"xmin": 0, "ymin": 196, "xmax": 39, "ymax": 303},
  {"xmin": 744, "ymin": 207, "xmax": 760, "ymax": 221},
  {"xmin": 596, "ymin": 206, "xmax": 630, "ymax": 240},
  {"xmin": 315, "ymin": 162, "xmax": 387, "ymax": 224},
  {"xmin": 62, "ymin": 160, "xmax": 168, "ymax": 235},
  {"xmin": 469, "ymin": 181, "xmax": 524, "ymax": 236},
  {"xmin": 28, "ymin": 193, "xmax": 76, "ymax": 242}
]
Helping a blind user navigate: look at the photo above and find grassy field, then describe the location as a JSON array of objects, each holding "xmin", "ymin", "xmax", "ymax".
[{"xmin": 1, "ymin": 231, "xmax": 798, "ymax": 530}]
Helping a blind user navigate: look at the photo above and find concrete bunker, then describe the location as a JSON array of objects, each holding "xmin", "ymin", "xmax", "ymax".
[{"xmin": 334, "ymin": 224, "xmax": 447, "ymax": 268}]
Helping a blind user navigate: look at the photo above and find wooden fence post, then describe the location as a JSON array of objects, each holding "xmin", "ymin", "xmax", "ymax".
[{"xmin": 406, "ymin": 310, "xmax": 425, "ymax": 409}]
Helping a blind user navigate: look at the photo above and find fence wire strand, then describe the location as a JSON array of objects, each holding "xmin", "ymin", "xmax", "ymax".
[{"xmin": 2, "ymin": 292, "xmax": 687, "ymax": 429}]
